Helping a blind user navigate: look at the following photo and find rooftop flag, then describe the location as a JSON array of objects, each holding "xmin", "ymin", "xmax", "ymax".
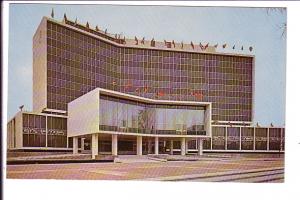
[
  {"xmin": 204, "ymin": 43, "xmax": 209, "ymax": 50},
  {"xmin": 63, "ymin": 13, "xmax": 67, "ymax": 21},
  {"xmin": 19, "ymin": 105, "xmax": 24, "ymax": 111},
  {"xmin": 164, "ymin": 40, "xmax": 171, "ymax": 48},
  {"xmin": 151, "ymin": 38, "xmax": 155, "ymax": 47},
  {"xmin": 200, "ymin": 42, "xmax": 204, "ymax": 50},
  {"xmin": 191, "ymin": 41, "xmax": 194, "ymax": 49},
  {"xmin": 51, "ymin": 8, "xmax": 54, "ymax": 18},
  {"xmin": 172, "ymin": 40, "xmax": 176, "ymax": 48},
  {"xmin": 141, "ymin": 37, "xmax": 145, "ymax": 44}
]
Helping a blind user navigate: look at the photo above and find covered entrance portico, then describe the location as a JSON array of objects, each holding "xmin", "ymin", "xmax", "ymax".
[
  {"xmin": 71, "ymin": 132, "xmax": 207, "ymax": 159},
  {"xmin": 68, "ymin": 88, "xmax": 211, "ymax": 159}
]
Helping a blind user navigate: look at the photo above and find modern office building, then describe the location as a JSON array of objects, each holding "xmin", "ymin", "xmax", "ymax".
[{"xmin": 7, "ymin": 14, "xmax": 285, "ymax": 158}]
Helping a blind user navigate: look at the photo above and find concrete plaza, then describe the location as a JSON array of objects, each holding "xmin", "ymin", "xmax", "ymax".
[{"xmin": 6, "ymin": 154, "xmax": 284, "ymax": 183}]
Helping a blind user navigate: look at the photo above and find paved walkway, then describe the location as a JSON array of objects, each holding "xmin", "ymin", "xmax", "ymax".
[{"xmin": 6, "ymin": 155, "xmax": 284, "ymax": 182}]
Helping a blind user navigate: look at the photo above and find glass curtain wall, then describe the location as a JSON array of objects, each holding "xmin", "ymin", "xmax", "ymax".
[
  {"xmin": 47, "ymin": 116, "xmax": 67, "ymax": 148},
  {"xmin": 255, "ymin": 128, "xmax": 267, "ymax": 150},
  {"xmin": 269, "ymin": 128, "xmax": 282, "ymax": 150},
  {"xmin": 99, "ymin": 95, "xmax": 205, "ymax": 135},
  {"xmin": 227, "ymin": 127, "xmax": 240, "ymax": 150},
  {"xmin": 23, "ymin": 114, "xmax": 46, "ymax": 147},
  {"xmin": 241, "ymin": 127, "xmax": 254, "ymax": 150},
  {"xmin": 46, "ymin": 20, "xmax": 253, "ymax": 122},
  {"xmin": 212, "ymin": 127, "xmax": 226, "ymax": 150}
]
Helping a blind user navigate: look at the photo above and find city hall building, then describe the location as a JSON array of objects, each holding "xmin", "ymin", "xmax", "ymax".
[{"xmin": 7, "ymin": 14, "xmax": 285, "ymax": 158}]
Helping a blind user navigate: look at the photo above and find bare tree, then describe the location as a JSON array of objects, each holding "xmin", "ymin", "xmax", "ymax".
[{"xmin": 266, "ymin": 7, "xmax": 287, "ymax": 38}]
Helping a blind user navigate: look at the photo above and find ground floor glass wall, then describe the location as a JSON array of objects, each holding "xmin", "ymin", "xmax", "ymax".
[
  {"xmin": 22, "ymin": 113, "xmax": 67, "ymax": 148},
  {"xmin": 206, "ymin": 126, "xmax": 284, "ymax": 151},
  {"xmin": 241, "ymin": 127, "xmax": 254, "ymax": 150},
  {"xmin": 212, "ymin": 127, "xmax": 225, "ymax": 149}
]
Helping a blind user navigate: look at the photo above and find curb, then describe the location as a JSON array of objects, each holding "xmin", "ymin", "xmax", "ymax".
[{"xmin": 7, "ymin": 159, "xmax": 114, "ymax": 165}]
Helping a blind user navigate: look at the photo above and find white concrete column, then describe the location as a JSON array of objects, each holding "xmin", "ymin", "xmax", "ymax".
[
  {"xmin": 197, "ymin": 138, "xmax": 203, "ymax": 156},
  {"xmin": 73, "ymin": 137, "xmax": 78, "ymax": 154},
  {"xmin": 137, "ymin": 136, "xmax": 143, "ymax": 156},
  {"xmin": 225, "ymin": 127, "xmax": 228, "ymax": 150},
  {"xmin": 239, "ymin": 127, "xmax": 242, "ymax": 151},
  {"xmin": 267, "ymin": 128, "xmax": 270, "ymax": 151},
  {"xmin": 91, "ymin": 134, "xmax": 99, "ymax": 159},
  {"xmin": 210, "ymin": 135, "xmax": 213, "ymax": 150},
  {"xmin": 181, "ymin": 138, "xmax": 186, "ymax": 156},
  {"xmin": 280, "ymin": 128, "xmax": 283, "ymax": 151},
  {"xmin": 45, "ymin": 116, "xmax": 48, "ymax": 148},
  {"xmin": 112, "ymin": 134, "xmax": 118, "ymax": 156},
  {"xmin": 170, "ymin": 140, "xmax": 174, "ymax": 155},
  {"xmin": 81, "ymin": 138, "xmax": 85, "ymax": 151},
  {"xmin": 253, "ymin": 127, "xmax": 256, "ymax": 150},
  {"xmin": 155, "ymin": 136, "xmax": 159, "ymax": 155},
  {"xmin": 66, "ymin": 137, "xmax": 69, "ymax": 149},
  {"xmin": 147, "ymin": 139, "xmax": 152, "ymax": 154},
  {"xmin": 185, "ymin": 139, "xmax": 189, "ymax": 154}
]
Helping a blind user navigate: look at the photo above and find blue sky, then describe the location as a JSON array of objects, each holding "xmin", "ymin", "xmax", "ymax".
[{"xmin": 7, "ymin": 4, "xmax": 286, "ymax": 126}]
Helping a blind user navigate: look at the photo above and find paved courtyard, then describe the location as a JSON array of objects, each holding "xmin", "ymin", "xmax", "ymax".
[{"xmin": 6, "ymin": 154, "xmax": 284, "ymax": 182}]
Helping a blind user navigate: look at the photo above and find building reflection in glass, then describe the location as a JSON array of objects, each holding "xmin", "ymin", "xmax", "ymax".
[{"xmin": 99, "ymin": 95, "xmax": 205, "ymax": 135}]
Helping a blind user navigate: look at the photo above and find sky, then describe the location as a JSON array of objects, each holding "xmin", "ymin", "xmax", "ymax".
[{"xmin": 7, "ymin": 3, "xmax": 286, "ymax": 126}]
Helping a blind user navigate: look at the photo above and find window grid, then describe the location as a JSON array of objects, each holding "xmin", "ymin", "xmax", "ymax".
[{"xmin": 46, "ymin": 21, "xmax": 253, "ymax": 122}]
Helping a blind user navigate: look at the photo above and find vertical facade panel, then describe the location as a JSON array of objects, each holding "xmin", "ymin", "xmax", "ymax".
[
  {"xmin": 241, "ymin": 127, "xmax": 254, "ymax": 150},
  {"xmin": 269, "ymin": 128, "xmax": 281, "ymax": 151},
  {"xmin": 227, "ymin": 127, "xmax": 240, "ymax": 150},
  {"xmin": 255, "ymin": 128, "xmax": 268, "ymax": 150},
  {"xmin": 212, "ymin": 127, "xmax": 226, "ymax": 150}
]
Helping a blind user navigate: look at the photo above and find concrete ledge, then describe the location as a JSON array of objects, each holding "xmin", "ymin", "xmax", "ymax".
[
  {"xmin": 147, "ymin": 156, "xmax": 167, "ymax": 162},
  {"xmin": 7, "ymin": 158, "xmax": 114, "ymax": 165},
  {"xmin": 142, "ymin": 167, "xmax": 284, "ymax": 181},
  {"xmin": 147, "ymin": 154, "xmax": 225, "ymax": 162},
  {"xmin": 7, "ymin": 154, "xmax": 115, "ymax": 165}
]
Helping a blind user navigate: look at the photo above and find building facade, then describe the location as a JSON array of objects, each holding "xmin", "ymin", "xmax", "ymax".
[{"xmin": 7, "ymin": 15, "xmax": 284, "ymax": 158}]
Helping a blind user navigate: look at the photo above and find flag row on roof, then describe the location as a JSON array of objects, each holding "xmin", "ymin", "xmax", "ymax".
[{"xmin": 51, "ymin": 9, "xmax": 254, "ymax": 52}]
